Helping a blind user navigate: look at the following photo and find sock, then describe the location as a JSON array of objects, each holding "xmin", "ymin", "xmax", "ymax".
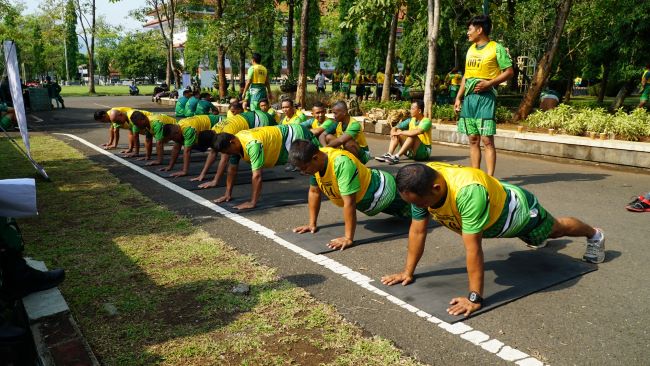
[{"xmin": 589, "ymin": 230, "xmax": 602, "ymax": 241}]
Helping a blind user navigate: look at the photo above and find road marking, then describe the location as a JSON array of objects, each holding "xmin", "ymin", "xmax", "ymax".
[
  {"xmin": 30, "ymin": 114, "xmax": 44, "ymax": 123},
  {"xmin": 93, "ymin": 103, "xmax": 111, "ymax": 108},
  {"xmin": 55, "ymin": 133, "xmax": 545, "ymax": 365}
]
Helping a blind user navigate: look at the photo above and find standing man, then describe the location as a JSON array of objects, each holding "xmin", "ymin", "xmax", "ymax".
[
  {"xmin": 454, "ymin": 15, "xmax": 513, "ymax": 176},
  {"xmin": 341, "ymin": 70, "xmax": 352, "ymax": 99},
  {"xmin": 322, "ymin": 101, "xmax": 370, "ymax": 164},
  {"xmin": 445, "ymin": 67, "xmax": 463, "ymax": 101},
  {"xmin": 375, "ymin": 100, "xmax": 432, "ymax": 164},
  {"xmin": 314, "ymin": 70, "xmax": 327, "ymax": 94},
  {"xmin": 381, "ymin": 163, "xmax": 605, "ymax": 317},
  {"xmin": 332, "ymin": 69, "xmax": 341, "ymax": 93},
  {"xmin": 44, "ymin": 76, "xmax": 65, "ymax": 109},
  {"xmin": 376, "ymin": 69, "xmax": 385, "ymax": 100},
  {"xmin": 175, "ymin": 89, "xmax": 192, "ymax": 117},
  {"xmin": 354, "ymin": 69, "xmax": 366, "ymax": 103},
  {"xmin": 289, "ymin": 140, "xmax": 412, "ymax": 250},
  {"xmin": 639, "ymin": 63, "xmax": 650, "ymax": 109},
  {"xmin": 241, "ymin": 52, "xmax": 273, "ymax": 111}
]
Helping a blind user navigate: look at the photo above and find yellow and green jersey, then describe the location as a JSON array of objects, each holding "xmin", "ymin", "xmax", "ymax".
[
  {"xmin": 267, "ymin": 108, "xmax": 281, "ymax": 124},
  {"xmin": 404, "ymin": 75, "xmax": 413, "ymax": 87},
  {"xmin": 212, "ymin": 110, "xmax": 273, "ymax": 135},
  {"xmin": 175, "ymin": 96, "xmax": 189, "ymax": 117},
  {"xmin": 247, "ymin": 64, "xmax": 268, "ymax": 85},
  {"xmin": 355, "ymin": 74, "xmax": 366, "ymax": 85},
  {"xmin": 411, "ymin": 162, "xmax": 507, "ymax": 234},
  {"xmin": 396, "ymin": 117, "xmax": 432, "ymax": 147},
  {"xmin": 463, "ymin": 41, "xmax": 512, "ymax": 95},
  {"xmin": 178, "ymin": 115, "xmax": 222, "ymax": 147},
  {"xmin": 107, "ymin": 106, "xmax": 133, "ymax": 129},
  {"xmin": 231, "ymin": 124, "xmax": 314, "ymax": 170},
  {"xmin": 300, "ymin": 117, "xmax": 337, "ymax": 132},
  {"xmin": 145, "ymin": 114, "xmax": 177, "ymax": 140},
  {"xmin": 332, "ymin": 72, "xmax": 341, "ymax": 82},
  {"xmin": 376, "ymin": 72, "xmax": 385, "ymax": 84},
  {"xmin": 641, "ymin": 69, "xmax": 650, "ymax": 87},
  {"xmin": 281, "ymin": 110, "xmax": 307, "ymax": 125},
  {"xmin": 325, "ymin": 117, "xmax": 368, "ymax": 151},
  {"xmin": 447, "ymin": 72, "xmax": 463, "ymax": 86},
  {"xmin": 313, "ymin": 148, "xmax": 371, "ymax": 207},
  {"xmin": 342, "ymin": 73, "xmax": 352, "ymax": 83}
]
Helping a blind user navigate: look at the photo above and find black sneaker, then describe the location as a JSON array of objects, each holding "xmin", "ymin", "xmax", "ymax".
[{"xmin": 386, "ymin": 155, "xmax": 400, "ymax": 165}]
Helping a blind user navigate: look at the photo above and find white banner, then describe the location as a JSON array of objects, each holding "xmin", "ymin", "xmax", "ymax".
[
  {"xmin": 3, "ymin": 41, "xmax": 29, "ymax": 153},
  {"xmin": 0, "ymin": 178, "xmax": 37, "ymax": 217},
  {"xmin": 3, "ymin": 40, "xmax": 49, "ymax": 180}
]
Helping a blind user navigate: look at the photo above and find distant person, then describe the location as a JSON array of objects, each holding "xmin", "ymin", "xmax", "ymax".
[
  {"xmin": 44, "ymin": 76, "xmax": 65, "ymax": 109},
  {"xmin": 314, "ymin": 69, "xmax": 327, "ymax": 94},
  {"xmin": 241, "ymin": 52, "xmax": 272, "ymax": 111},
  {"xmin": 381, "ymin": 163, "xmax": 605, "ymax": 317},
  {"xmin": 354, "ymin": 69, "xmax": 366, "ymax": 102},
  {"xmin": 341, "ymin": 71, "xmax": 352, "ymax": 99},
  {"xmin": 445, "ymin": 67, "xmax": 463, "ymax": 101},
  {"xmin": 625, "ymin": 192, "xmax": 650, "ymax": 212},
  {"xmin": 639, "ymin": 63, "xmax": 650, "ymax": 109},
  {"xmin": 195, "ymin": 92, "xmax": 219, "ymax": 115},
  {"xmin": 376, "ymin": 69, "xmax": 385, "ymax": 99},
  {"xmin": 332, "ymin": 69, "xmax": 341, "ymax": 93},
  {"xmin": 540, "ymin": 89, "xmax": 560, "ymax": 111},
  {"xmin": 375, "ymin": 100, "xmax": 432, "ymax": 164},
  {"xmin": 454, "ymin": 15, "xmax": 514, "ymax": 176}
]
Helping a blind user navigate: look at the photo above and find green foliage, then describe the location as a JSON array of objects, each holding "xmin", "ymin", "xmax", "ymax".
[
  {"xmin": 250, "ymin": 2, "xmax": 277, "ymax": 76},
  {"xmin": 280, "ymin": 75, "xmax": 298, "ymax": 92},
  {"xmin": 525, "ymin": 105, "xmax": 650, "ymax": 141},
  {"xmin": 358, "ymin": 14, "xmax": 390, "ymax": 74},
  {"xmin": 112, "ymin": 32, "xmax": 167, "ymax": 83},
  {"xmin": 360, "ymin": 100, "xmax": 411, "ymax": 112},
  {"xmin": 64, "ymin": 0, "xmax": 79, "ymax": 80},
  {"xmin": 335, "ymin": 0, "xmax": 357, "ymax": 73}
]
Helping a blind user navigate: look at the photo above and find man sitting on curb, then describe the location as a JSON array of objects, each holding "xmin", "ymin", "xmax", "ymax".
[
  {"xmin": 175, "ymin": 89, "xmax": 192, "ymax": 117},
  {"xmin": 299, "ymin": 102, "xmax": 337, "ymax": 142},
  {"xmin": 280, "ymin": 99, "xmax": 307, "ymax": 125},
  {"xmin": 322, "ymin": 101, "xmax": 371, "ymax": 164},
  {"xmin": 191, "ymin": 109, "xmax": 275, "ymax": 188},
  {"xmin": 129, "ymin": 111, "xmax": 178, "ymax": 165},
  {"xmin": 211, "ymin": 124, "xmax": 318, "ymax": 210},
  {"xmin": 259, "ymin": 98, "xmax": 281, "ymax": 124},
  {"xmin": 194, "ymin": 92, "xmax": 219, "ymax": 115},
  {"xmin": 375, "ymin": 100, "xmax": 432, "ymax": 165},
  {"xmin": 160, "ymin": 114, "xmax": 223, "ymax": 177},
  {"xmin": 289, "ymin": 140, "xmax": 412, "ymax": 251},
  {"xmin": 381, "ymin": 162, "xmax": 605, "ymax": 317}
]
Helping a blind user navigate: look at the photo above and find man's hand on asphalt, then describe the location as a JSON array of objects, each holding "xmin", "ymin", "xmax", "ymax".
[
  {"xmin": 380, "ymin": 272, "xmax": 414, "ymax": 286},
  {"xmin": 328, "ymin": 237, "xmax": 353, "ymax": 251},
  {"xmin": 293, "ymin": 225, "xmax": 317, "ymax": 234},
  {"xmin": 447, "ymin": 296, "xmax": 481, "ymax": 317}
]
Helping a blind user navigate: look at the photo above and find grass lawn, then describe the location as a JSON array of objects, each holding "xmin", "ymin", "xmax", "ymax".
[
  {"xmin": 0, "ymin": 134, "xmax": 422, "ymax": 366},
  {"xmin": 60, "ymin": 85, "xmax": 157, "ymax": 97}
]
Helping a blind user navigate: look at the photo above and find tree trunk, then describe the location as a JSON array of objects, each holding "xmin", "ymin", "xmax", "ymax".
[
  {"xmin": 564, "ymin": 77, "xmax": 573, "ymax": 102},
  {"xmin": 609, "ymin": 78, "xmax": 635, "ymax": 111},
  {"xmin": 424, "ymin": 0, "xmax": 441, "ymax": 117},
  {"xmin": 286, "ymin": 0, "xmax": 294, "ymax": 77},
  {"xmin": 514, "ymin": 0, "xmax": 573, "ymax": 121},
  {"xmin": 597, "ymin": 62, "xmax": 610, "ymax": 104},
  {"xmin": 295, "ymin": 0, "xmax": 309, "ymax": 107},
  {"xmin": 381, "ymin": 11, "xmax": 398, "ymax": 102},
  {"xmin": 239, "ymin": 49, "xmax": 246, "ymax": 93},
  {"xmin": 215, "ymin": 1, "xmax": 226, "ymax": 97},
  {"xmin": 87, "ymin": 0, "xmax": 96, "ymax": 94}
]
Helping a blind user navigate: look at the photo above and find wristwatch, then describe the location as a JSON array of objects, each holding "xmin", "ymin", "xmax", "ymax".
[{"xmin": 468, "ymin": 291, "xmax": 483, "ymax": 305}]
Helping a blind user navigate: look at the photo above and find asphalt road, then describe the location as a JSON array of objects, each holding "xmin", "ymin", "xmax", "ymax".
[{"xmin": 23, "ymin": 96, "xmax": 650, "ymax": 365}]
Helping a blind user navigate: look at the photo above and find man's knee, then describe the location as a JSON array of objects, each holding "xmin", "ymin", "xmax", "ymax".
[
  {"xmin": 481, "ymin": 136, "xmax": 495, "ymax": 148},
  {"xmin": 468, "ymin": 135, "xmax": 481, "ymax": 146}
]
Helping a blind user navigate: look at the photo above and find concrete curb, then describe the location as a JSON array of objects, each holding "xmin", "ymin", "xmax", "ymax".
[{"xmin": 23, "ymin": 259, "xmax": 99, "ymax": 366}]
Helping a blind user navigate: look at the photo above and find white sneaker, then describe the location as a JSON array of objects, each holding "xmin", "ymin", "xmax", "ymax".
[
  {"xmin": 375, "ymin": 153, "xmax": 391, "ymax": 162},
  {"xmin": 583, "ymin": 228, "xmax": 605, "ymax": 264}
]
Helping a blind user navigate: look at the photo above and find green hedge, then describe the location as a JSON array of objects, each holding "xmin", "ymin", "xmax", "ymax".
[{"xmin": 525, "ymin": 104, "xmax": 650, "ymax": 141}]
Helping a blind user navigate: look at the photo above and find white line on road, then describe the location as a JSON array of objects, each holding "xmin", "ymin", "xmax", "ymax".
[
  {"xmin": 93, "ymin": 103, "xmax": 111, "ymax": 108},
  {"xmin": 30, "ymin": 114, "xmax": 44, "ymax": 123},
  {"xmin": 55, "ymin": 132, "xmax": 545, "ymax": 365}
]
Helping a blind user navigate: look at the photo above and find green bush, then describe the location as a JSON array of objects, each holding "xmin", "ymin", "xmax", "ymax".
[
  {"xmin": 360, "ymin": 100, "xmax": 411, "ymax": 112},
  {"xmin": 524, "ymin": 104, "xmax": 650, "ymax": 141}
]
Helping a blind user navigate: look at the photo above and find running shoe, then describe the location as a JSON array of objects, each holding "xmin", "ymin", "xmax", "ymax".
[
  {"xmin": 625, "ymin": 196, "xmax": 650, "ymax": 212},
  {"xmin": 583, "ymin": 228, "xmax": 605, "ymax": 264},
  {"xmin": 375, "ymin": 153, "xmax": 392, "ymax": 162}
]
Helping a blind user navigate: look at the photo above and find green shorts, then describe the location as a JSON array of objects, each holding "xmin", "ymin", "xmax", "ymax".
[
  {"xmin": 483, "ymin": 183, "xmax": 556, "ymax": 247},
  {"xmin": 341, "ymin": 82, "xmax": 351, "ymax": 93},
  {"xmin": 458, "ymin": 92, "xmax": 497, "ymax": 136},
  {"xmin": 406, "ymin": 143, "xmax": 431, "ymax": 161},
  {"xmin": 0, "ymin": 115, "xmax": 12, "ymax": 130},
  {"xmin": 641, "ymin": 86, "xmax": 650, "ymax": 102}
]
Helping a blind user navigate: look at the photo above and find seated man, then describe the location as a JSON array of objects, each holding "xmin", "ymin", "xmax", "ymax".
[
  {"xmin": 175, "ymin": 89, "xmax": 192, "ymax": 117},
  {"xmin": 259, "ymin": 98, "xmax": 281, "ymax": 124},
  {"xmin": 211, "ymin": 124, "xmax": 318, "ymax": 210},
  {"xmin": 0, "ymin": 102, "xmax": 17, "ymax": 131},
  {"xmin": 160, "ymin": 114, "xmax": 223, "ymax": 177},
  {"xmin": 93, "ymin": 107, "xmax": 152, "ymax": 153},
  {"xmin": 280, "ymin": 99, "xmax": 307, "ymax": 125},
  {"xmin": 375, "ymin": 100, "xmax": 432, "ymax": 164},
  {"xmin": 183, "ymin": 90, "xmax": 201, "ymax": 117},
  {"xmin": 289, "ymin": 140, "xmax": 412, "ymax": 250},
  {"xmin": 195, "ymin": 92, "xmax": 219, "ymax": 115},
  {"xmin": 322, "ymin": 101, "xmax": 371, "ymax": 164},
  {"xmin": 129, "ymin": 111, "xmax": 178, "ymax": 164},
  {"xmin": 299, "ymin": 102, "xmax": 337, "ymax": 142},
  {"xmin": 192, "ymin": 109, "xmax": 275, "ymax": 188},
  {"xmin": 381, "ymin": 162, "xmax": 605, "ymax": 317}
]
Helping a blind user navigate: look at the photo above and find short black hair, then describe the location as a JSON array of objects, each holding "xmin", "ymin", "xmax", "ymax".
[
  {"xmin": 93, "ymin": 110, "xmax": 107, "ymax": 121},
  {"xmin": 252, "ymin": 52, "xmax": 262, "ymax": 63},
  {"xmin": 312, "ymin": 101, "xmax": 325, "ymax": 109},
  {"xmin": 197, "ymin": 130, "xmax": 215, "ymax": 150},
  {"xmin": 289, "ymin": 140, "xmax": 319, "ymax": 166},
  {"xmin": 259, "ymin": 98, "xmax": 269, "ymax": 104},
  {"xmin": 281, "ymin": 98, "xmax": 294, "ymax": 107},
  {"xmin": 183, "ymin": 89, "xmax": 192, "ymax": 95},
  {"xmin": 395, "ymin": 164, "xmax": 438, "ymax": 196},
  {"xmin": 213, "ymin": 132, "xmax": 236, "ymax": 152},
  {"xmin": 230, "ymin": 101, "xmax": 243, "ymax": 111},
  {"xmin": 413, "ymin": 99, "xmax": 425, "ymax": 112},
  {"xmin": 468, "ymin": 15, "xmax": 492, "ymax": 36},
  {"xmin": 130, "ymin": 111, "xmax": 147, "ymax": 124},
  {"xmin": 200, "ymin": 92, "xmax": 211, "ymax": 99},
  {"xmin": 333, "ymin": 100, "xmax": 348, "ymax": 111}
]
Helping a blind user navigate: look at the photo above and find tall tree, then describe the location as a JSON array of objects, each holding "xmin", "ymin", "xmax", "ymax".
[
  {"xmin": 381, "ymin": 12, "xmax": 398, "ymax": 102},
  {"xmin": 30, "ymin": 23, "xmax": 45, "ymax": 79},
  {"xmin": 334, "ymin": 0, "xmax": 356, "ymax": 74},
  {"xmin": 514, "ymin": 0, "xmax": 573, "ymax": 121},
  {"xmin": 75, "ymin": 0, "xmax": 97, "ymax": 93},
  {"xmin": 64, "ymin": 0, "xmax": 78, "ymax": 82},
  {"xmin": 295, "ymin": 0, "xmax": 309, "ymax": 107},
  {"xmin": 358, "ymin": 16, "xmax": 390, "ymax": 75},
  {"xmin": 149, "ymin": 0, "xmax": 179, "ymax": 88},
  {"xmin": 423, "ymin": 0, "xmax": 441, "ymax": 117},
  {"xmin": 293, "ymin": 0, "xmax": 320, "ymax": 77},
  {"xmin": 285, "ymin": 0, "xmax": 295, "ymax": 76}
]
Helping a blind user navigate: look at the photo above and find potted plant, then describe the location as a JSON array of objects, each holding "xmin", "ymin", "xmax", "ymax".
[
  {"xmin": 408, "ymin": 73, "xmax": 425, "ymax": 99},
  {"xmin": 280, "ymin": 75, "xmax": 298, "ymax": 93}
]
